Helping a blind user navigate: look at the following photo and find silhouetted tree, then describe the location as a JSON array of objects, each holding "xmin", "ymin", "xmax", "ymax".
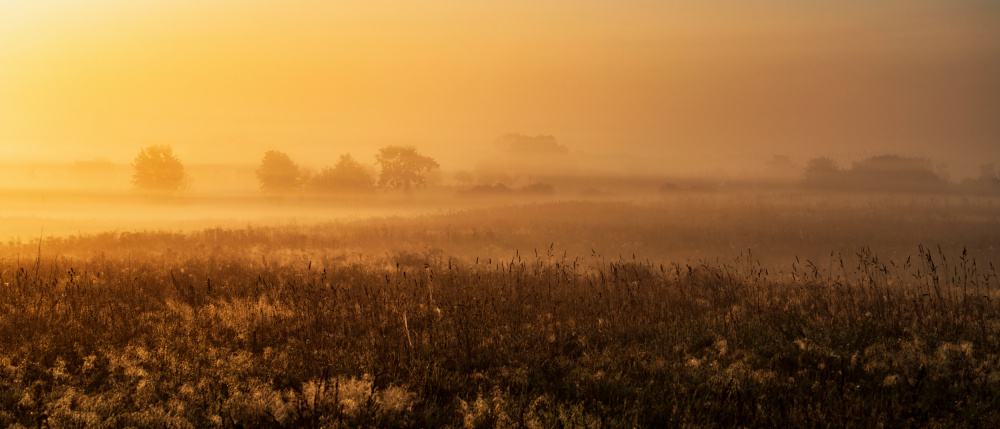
[
  {"xmin": 804, "ymin": 154, "xmax": 950, "ymax": 193},
  {"xmin": 519, "ymin": 182, "xmax": 555, "ymax": 195},
  {"xmin": 849, "ymin": 155, "xmax": 947, "ymax": 192},
  {"xmin": 803, "ymin": 157, "xmax": 842, "ymax": 188},
  {"xmin": 131, "ymin": 145, "xmax": 186, "ymax": 192},
  {"xmin": 492, "ymin": 133, "xmax": 576, "ymax": 177},
  {"xmin": 460, "ymin": 183, "xmax": 514, "ymax": 197},
  {"xmin": 256, "ymin": 150, "xmax": 302, "ymax": 193},
  {"xmin": 375, "ymin": 146, "xmax": 439, "ymax": 191},
  {"xmin": 310, "ymin": 153, "xmax": 375, "ymax": 193}
]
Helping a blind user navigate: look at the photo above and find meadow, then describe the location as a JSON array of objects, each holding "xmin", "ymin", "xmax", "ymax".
[{"xmin": 1, "ymin": 194, "xmax": 999, "ymax": 427}]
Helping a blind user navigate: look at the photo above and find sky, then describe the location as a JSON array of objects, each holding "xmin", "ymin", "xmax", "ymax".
[{"xmin": 1, "ymin": 0, "xmax": 999, "ymax": 177}]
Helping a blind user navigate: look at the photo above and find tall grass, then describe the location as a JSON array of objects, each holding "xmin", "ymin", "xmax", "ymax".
[
  {"xmin": 1, "ymin": 231, "xmax": 998, "ymax": 427},
  {"xmin": 7, "ymin": 195, "xmax": 1000, "ymax": 266}
]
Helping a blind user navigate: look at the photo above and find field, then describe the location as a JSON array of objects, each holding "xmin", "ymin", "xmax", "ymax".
[{"xmin": 2, "ymin": 194, "xmax": 1000, "ymax": 427}]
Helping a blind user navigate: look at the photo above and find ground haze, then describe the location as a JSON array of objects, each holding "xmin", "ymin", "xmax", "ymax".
[{"xmin": 1, "ymin": 1, "xmax": 999, "ymax": 427}]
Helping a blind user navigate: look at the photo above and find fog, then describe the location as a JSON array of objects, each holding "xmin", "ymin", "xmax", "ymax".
[
  {"xmin": 1, "ymin": 0, "xmax": 999, "ymax": 178},
  {"xmin": 1, "ymin": 0, "xmax": 999, "ymax": 252},
  {"xmin": 6, "ymin": 3, "xmax": 1000, "ymax": 424}
]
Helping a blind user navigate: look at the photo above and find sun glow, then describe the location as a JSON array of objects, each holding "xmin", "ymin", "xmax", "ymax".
[{"xmin": 1, "ymin": 1, "xmax": 997, "ymax": 172}]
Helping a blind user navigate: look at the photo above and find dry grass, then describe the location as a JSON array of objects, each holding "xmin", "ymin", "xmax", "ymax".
[{"xmin": 1, "ymin": 198, "xmax": 999, "ymax": 427}]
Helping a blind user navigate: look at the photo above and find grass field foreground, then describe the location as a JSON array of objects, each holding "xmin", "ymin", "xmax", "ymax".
[{"xmin": 1, "ymin": 232, "xmax": 999, "ymax": 427}]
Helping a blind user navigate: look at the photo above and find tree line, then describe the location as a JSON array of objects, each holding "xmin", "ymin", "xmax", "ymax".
[
  {"xmin": 130, "ymin": 145, "xmax": 438, "ymax": 194},
  {"xmin": 802, "ymin": 154, "xmax": 1000, "ymax": 194}
]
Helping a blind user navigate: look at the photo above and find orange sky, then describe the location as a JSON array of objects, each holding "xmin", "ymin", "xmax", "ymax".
[{"xmin": 1, "ymin": 0, "xmax": 998, "ymax": 176}]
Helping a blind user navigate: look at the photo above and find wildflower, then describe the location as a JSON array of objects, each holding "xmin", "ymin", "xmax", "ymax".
[
  {"xmin": 794, "ymin": 339, "xmax": 809, "ymax": 351},
  {"xmin": 883, "ymin": 374, "xmax": 899, "ymax": 387},
  {"xmin": 960, "ymin": 342, "xmax": 974, "ymax": 357},
  {"xmin": 715, "ymin": 339, "xmax": 728, "ymax": 356},
  {"xmin": 381, "ymin": 385, "xmax": 416, "ymax": 412}
]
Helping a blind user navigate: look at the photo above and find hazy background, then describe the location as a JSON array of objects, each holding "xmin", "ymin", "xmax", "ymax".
[{"xmin": 2, "ymin": 0, "xmax": 999, "ymax": 179}]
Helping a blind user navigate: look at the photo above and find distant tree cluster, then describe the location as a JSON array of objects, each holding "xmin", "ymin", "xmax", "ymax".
[
  {"xmin": 458, "ymin": 182, "xmax": 555, "ymax": 197},
  {"xmin": 803, "ymin": 157, "xmax": 842, "ymax": 188},
  {"xmin": 129, "ymin": 145, "xmax": 438, "ymax": 195},
  {"xmin": 309, "ymin": 154, "xmax": 375, "ymax": 193},
  {"xmin": 127, "ymin": 143, "xmax": 995, "ymax": 199},
  {"xmin": 480, "ymin": 133, "xmax": 576, "ymax": 181},
  {"xmin": 128, "ymin": 134, "xmax": 568, "ymax": 197},
  {"xmin": 802, "ymin": 155, "xmax": 949, "ymax": 193},
  {"xmin": 251, "ymin": 146, "xmax": 440, "ymax": 194},
  {"xmin": 253, "ymin": 146, "xmax": 439, "ymax": 194}
]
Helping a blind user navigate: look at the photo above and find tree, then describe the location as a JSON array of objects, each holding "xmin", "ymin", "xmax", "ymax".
[
  {"xmin": 375, "ymin": 146, "xmax": 439, "ymax": 191},
  {"xmin": 849, "ymin": 155, "xmax": 947, "ymax": 192},
  {"xmin": 131, "ymin": 145, "xmax": 186, "ymax": 192},
  {"xmin": 803, "ymin": 157, "xmax": 842, "ymax": 188},
  {"xmin": 256, "ymin": 150, "xmax": 302, "ymax": 193},
  {"xmin": 310, "ymin": 153, "xmax": 375, "ymax": 193},
  {"xmin": 492, "ymin": 133, "xmax": 575, "ymax": 177}
]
